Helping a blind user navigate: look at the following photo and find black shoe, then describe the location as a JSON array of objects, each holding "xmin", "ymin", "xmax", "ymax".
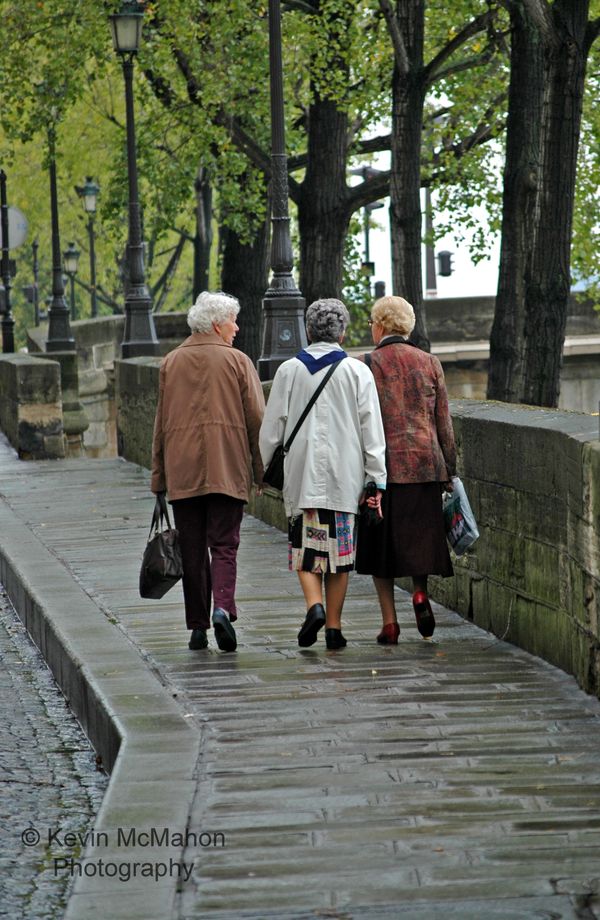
[
  {"xmin": 325, "ymin": 628, "xmax": 347, "ymax": 650},
  {"xmin": 212, "ymin": 608, "xmax": 237, "ymax": 652},
  {"xmin": 188, "ymin": 628, "xmax": 208, "ymax": 650},
  {"xmin": 298, "ymin": 603, "xmax": 326, "ymax": 647}
]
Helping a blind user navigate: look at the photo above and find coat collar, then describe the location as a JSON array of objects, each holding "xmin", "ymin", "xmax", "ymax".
[
  {"xmin": 180, "ymin": 331, "xmax": 229, "ymax": 348},
  {"xmin": 297, "ymin": 341, "xmax": 347, "ymax": 374},
  {"xmin": 375, "ymin": 334, "xmax": 410, "ymax": 349}
]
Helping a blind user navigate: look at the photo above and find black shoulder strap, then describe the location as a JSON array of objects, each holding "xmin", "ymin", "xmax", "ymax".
[
  {"xmin": 283, "ymin": 359, "xmax": 341, "ymax": 453},
  {"xmin": 364, "ymin": 352, "xmax": 372, "ymax": 370}
]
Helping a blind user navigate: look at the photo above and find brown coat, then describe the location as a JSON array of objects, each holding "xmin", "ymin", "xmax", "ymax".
[
  {"xmin": 362, "ymin": 337, "xmax": 456, "ymax": 483},
  {"xmin": 151, "ymin": 331, "xmax": 265, "ymax": 502}
]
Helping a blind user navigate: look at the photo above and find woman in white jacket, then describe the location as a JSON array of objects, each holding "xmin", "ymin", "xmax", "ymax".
[{"xmin": 259, "ymin": 298, "xmax": 387, "ymax": 650}]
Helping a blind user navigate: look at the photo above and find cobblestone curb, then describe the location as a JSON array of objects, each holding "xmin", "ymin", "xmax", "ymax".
[{"xmin": 0, "ymin": 494, "xmax": 200, "ymax": 920}]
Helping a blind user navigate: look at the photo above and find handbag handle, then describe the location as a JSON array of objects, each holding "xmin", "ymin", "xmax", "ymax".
[
  {"xmin": 149, "ymin": 492, "xmax": 173, "ymax": 538},
  {"xmin": 283, "ymin": 359, "xmax": 342, "ymax": 454}
]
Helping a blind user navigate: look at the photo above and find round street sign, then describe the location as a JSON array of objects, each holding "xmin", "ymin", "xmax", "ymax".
[{"xmin": 0, "ymin": 206, "xmax": 29, "ymax": 250}]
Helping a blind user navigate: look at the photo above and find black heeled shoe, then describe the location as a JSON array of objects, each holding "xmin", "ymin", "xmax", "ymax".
[
  {"xmin": 298, "ymin": 603, "xmax": 326, "ymax": 647},
  {"xmin": 325, "ymin": 628, "xmax": 347, "ymax": 650}
]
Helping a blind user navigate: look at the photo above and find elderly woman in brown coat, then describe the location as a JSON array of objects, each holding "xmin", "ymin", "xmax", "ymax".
[
  {"xmin": 151, "ymin": 291, "xmax": 265, "ymax": 653},
  {"xmin": 356, "ymin": 295, "xmax": 456, "ymax": 643}
]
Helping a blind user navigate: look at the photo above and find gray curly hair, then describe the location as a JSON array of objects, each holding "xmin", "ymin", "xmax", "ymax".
[
  {"xmin": 187, "ymin": 291, "xmax": 240, "ymax": 334},
  {"xmin": 305, "ymin": 298, "xmax": 350, "ymax": 343}
]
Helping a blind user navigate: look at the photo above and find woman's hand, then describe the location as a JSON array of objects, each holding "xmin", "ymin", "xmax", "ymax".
[
  {"xmin": 442, "ymin": 480, "xmax": 454, "ymax": 493},
  {"xmin": 366, "ymin": 489, "xmax": 383, "ymax": 519}
]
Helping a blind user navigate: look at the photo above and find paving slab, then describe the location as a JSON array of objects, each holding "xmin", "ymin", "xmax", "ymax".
[{"xmin": 0, "ymin": 433, "xmax": 599, "ymax": 918}]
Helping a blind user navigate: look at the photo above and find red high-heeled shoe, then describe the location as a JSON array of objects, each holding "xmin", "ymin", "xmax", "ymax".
[
  {"xmin": 377, "ymin": 622, "xmax": 400, "ymax": 645},
  {"xmin": 412, "ymin": 591, "xmax": 435, "ymax": 638}
]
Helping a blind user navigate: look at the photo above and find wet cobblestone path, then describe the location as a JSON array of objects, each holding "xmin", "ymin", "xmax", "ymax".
[{"xmin": 0, "ymin": 585, "xmax": 108, "ymax": 920}]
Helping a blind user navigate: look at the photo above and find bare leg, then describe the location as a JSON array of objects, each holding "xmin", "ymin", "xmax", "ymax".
[
  {"xmin": 372, "ymin": 576, "xmax": 398, "ymax": 626},
  {"xmin": 297, "ymin": 571, "xmax": 323, "ymax": 609},
  {"xmin": 324, "ymin": 572, "xmax": 349, "ymax": 628}
]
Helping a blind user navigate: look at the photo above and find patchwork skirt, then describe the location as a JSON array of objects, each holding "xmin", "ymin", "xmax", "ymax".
[{"xmin": 288, "ymin": 508, "xmax": 356, "ymax": 574}]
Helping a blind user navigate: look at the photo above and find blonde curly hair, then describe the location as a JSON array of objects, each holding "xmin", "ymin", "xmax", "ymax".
[{"xmin": 371, "ymin": 295, "xmax": 415, "ymax": 337}]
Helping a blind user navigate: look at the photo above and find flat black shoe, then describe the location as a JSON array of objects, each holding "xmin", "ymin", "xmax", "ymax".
[
  {"xmin": 325, "ymin": 628, "xmax": 347, "ymax": 650},
  {"xmin": 298, "ymin": 603, "xmax": 326, "ymax": 647},
  {"xmin": 212, "ymin": 608, "xmax": 237, "ymax": 652},
  {"xmin": 188, "ymin": 628, "xmax": 208, "ymax": 650}
]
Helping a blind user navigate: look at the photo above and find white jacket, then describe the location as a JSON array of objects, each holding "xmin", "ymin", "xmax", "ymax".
[{"xmin": 259, "ymin": 342, "xmax": 387, "ymax": 517}]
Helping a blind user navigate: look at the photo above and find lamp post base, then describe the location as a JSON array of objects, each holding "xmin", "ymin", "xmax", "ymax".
[
  {"xmin": 121, "ymin": 288, "xmax": 160, "ymax": 358},
  {"xmin": 257, "ymin": 294, "xmax": 307, "ymax": 381}
]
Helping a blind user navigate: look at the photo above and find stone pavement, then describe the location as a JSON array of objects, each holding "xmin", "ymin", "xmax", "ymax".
[{"xmin": 0, "ymin": 432, "xmax": 599, "ymax": 919}]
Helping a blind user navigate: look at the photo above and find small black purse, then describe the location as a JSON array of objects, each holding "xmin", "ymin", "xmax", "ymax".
[
  {"xmin": 139, "ymin": 493, "xmax": 183, "ymax": 599},
  {"xmin": 263, "ymin": 445, "xmax": 285, "ymax": 491},
  {"xmin": 263, "ymin": 360, "xmax": 341, "ymax": 491}
]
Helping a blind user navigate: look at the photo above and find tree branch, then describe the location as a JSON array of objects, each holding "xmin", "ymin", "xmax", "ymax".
[
  {"xmin": 585, "ymin": 17, "xmax": 600, "ymax": 54},
  {"xmin": 425, "ymin": 9, "xmax": 496, "ymax": 84},
  {"xmin": 214, "ymin": 111, "xmax": 303, "ymax": 202},
  {"xmin": 152, "ymin": 233, "xmax": 187, "ymax": 312},
  {"xmin": 378, "ymin": 0, "xmax": 410, "ymax": 74},
  {"xmin": 347, "ymin": 172, "xmax": 391, "ymax": 211},
  {"xmin": 429, "ymin": 41, "xmax": 506, "ymax": 84},
  {"xmin": 282, "ymin": 0, "xmax": 318, "ymax": 11},
  {"xmin": 143, "ymin": 68, "xmax": 176, "ymax": 108}
]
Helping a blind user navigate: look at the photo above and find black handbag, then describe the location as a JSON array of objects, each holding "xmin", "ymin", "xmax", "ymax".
[
  {"xmin": 263, "ymin": 360, "xmax": 341, "ymax": 491},
  {"xmin": 139, "ymin": 493, "xmax": 183, "ymax": 599}
]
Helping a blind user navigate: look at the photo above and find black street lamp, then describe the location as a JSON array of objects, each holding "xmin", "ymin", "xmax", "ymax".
[
  {"xmin": 75, "ymin": 176, "xmax": 99, "ymax": 318},
  {"xmin": 0, "ymin": 170, "xmax": 16, "ymax": 353},
  {"xmin": 46, "ymin": 127, "xmax": 75, "ymax": 352},
  {"xmin": 109, "ymin": 0, "xmax": 159, "ymax": 358},
  {"xmin": 63, "ymin": 242, "xmax": 80, "ymax": 320},
  {"xmin": 257, "ymin": 0, "xmax": 307, "ymax": 382}
]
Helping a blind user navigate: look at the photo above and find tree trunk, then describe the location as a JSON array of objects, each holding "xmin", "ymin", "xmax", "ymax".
[
  {"xmin": 193, "ymin": 166, "xmax": 212, "ymax": 300},
  {"xmin": 297, "ymin": 97, "xmax": 351, "ymax": 307},
  {"xmin": 220, "ymin": 182, "xmax": 270, "ymax": 365},
  {"xmin": 521, "ymin": 0, "xmax": 589, "ymax": 406},
  {"xmin": 388, "ymin": 1, "xmax": 429, "ymax": 350},
  {"xmin": 488, "ymin": 0, "xmax": 591, "ymax": 407},
  {"xmin": 487, "ymin": 3, "xmax": 545, "ymax": 401}
]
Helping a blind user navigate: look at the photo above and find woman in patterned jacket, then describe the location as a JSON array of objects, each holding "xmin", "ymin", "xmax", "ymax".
[{"xmin": 356, "ymin": 295, "xmax": 456, "ymax": 643}]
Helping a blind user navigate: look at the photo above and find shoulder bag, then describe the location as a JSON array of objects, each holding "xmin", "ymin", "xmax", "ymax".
[{"xmin": 263, "ymin": 359, "xmax": 341, "ymax": 491}]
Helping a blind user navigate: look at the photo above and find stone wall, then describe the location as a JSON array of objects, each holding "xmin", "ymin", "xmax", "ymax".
[
  {"xmin": 114, "ymin": 357, "xmax": 163, "ymax": 468},
  {"xmin": 114, "ymin": 359, "xmax": 600, "ymax": 696},
  {"xmin": 0, "ymin": 354, "xmax": 65, "ymax": 459},
  {"xmin": 417, "ymin": 401, "xmax": 600, "ymax": 697},
  {"xmin": 28, "ymin": 314, "xmax": 188, "ymax": 458}
]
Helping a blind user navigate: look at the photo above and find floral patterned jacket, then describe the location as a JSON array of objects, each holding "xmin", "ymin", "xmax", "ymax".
[{"xmin": 361, "ymin": 336, "xmax": 457, "ymax": 484}]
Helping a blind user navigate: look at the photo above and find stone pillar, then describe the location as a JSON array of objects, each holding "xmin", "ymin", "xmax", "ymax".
[
  {"xmin": 48, "ymin": 352, "xmax": 89, "ymax": 456},
  {"xmin": 0, "ymin": 355, "xmax": 65, "ymax": 459}
]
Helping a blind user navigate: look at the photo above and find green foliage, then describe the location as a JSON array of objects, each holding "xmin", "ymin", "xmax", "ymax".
[
  {"xmin": 572, "ymin": 43, "xmax": 600, "ymax": 306},
  {"xmin": 0, "ymin": 0, "xmax": 598, "ymax": 347}
]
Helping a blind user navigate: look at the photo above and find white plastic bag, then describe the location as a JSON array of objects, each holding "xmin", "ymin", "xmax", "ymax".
[{"xmin": 443, "ymin": 476, "xmax": 479, "ymax": 556}]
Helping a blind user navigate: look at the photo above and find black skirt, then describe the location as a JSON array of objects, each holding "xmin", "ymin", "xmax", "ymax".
[{"xmin": 355, "ymin": 482, "xmax": 453, "ymax": 579}]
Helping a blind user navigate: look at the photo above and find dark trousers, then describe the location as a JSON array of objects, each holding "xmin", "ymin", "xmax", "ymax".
[{"xmin": 171, "ymin": 494, "xmax": 244, "ymax": 630}]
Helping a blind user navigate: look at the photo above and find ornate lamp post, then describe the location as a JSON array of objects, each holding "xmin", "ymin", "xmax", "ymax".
[
  {"xmin": 63, "ymin": 242, "xmax": 80, "ymax": 320},
  {"xmin": 109, "ymin": 0, "xmax": 159, "ymax": 357},
  {"xmin": 0, "ymin": 170, "xmax": 16, "ymax": 353},
  {"xmin": 46, "ymin": 127, "xmax": 75, "ymax": 352},
  {"xmin": 257, "ymin": 0, "xmax": 307, "ymax": 381},
  {"xmin": 75, "ymin": 176, "xmax": 99, "ymax": 317}
]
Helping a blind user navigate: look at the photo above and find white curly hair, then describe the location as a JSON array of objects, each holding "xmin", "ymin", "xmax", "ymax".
[{"xmin": 187, "ymin": 291, "xmax": 240, "ymax": 334}]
